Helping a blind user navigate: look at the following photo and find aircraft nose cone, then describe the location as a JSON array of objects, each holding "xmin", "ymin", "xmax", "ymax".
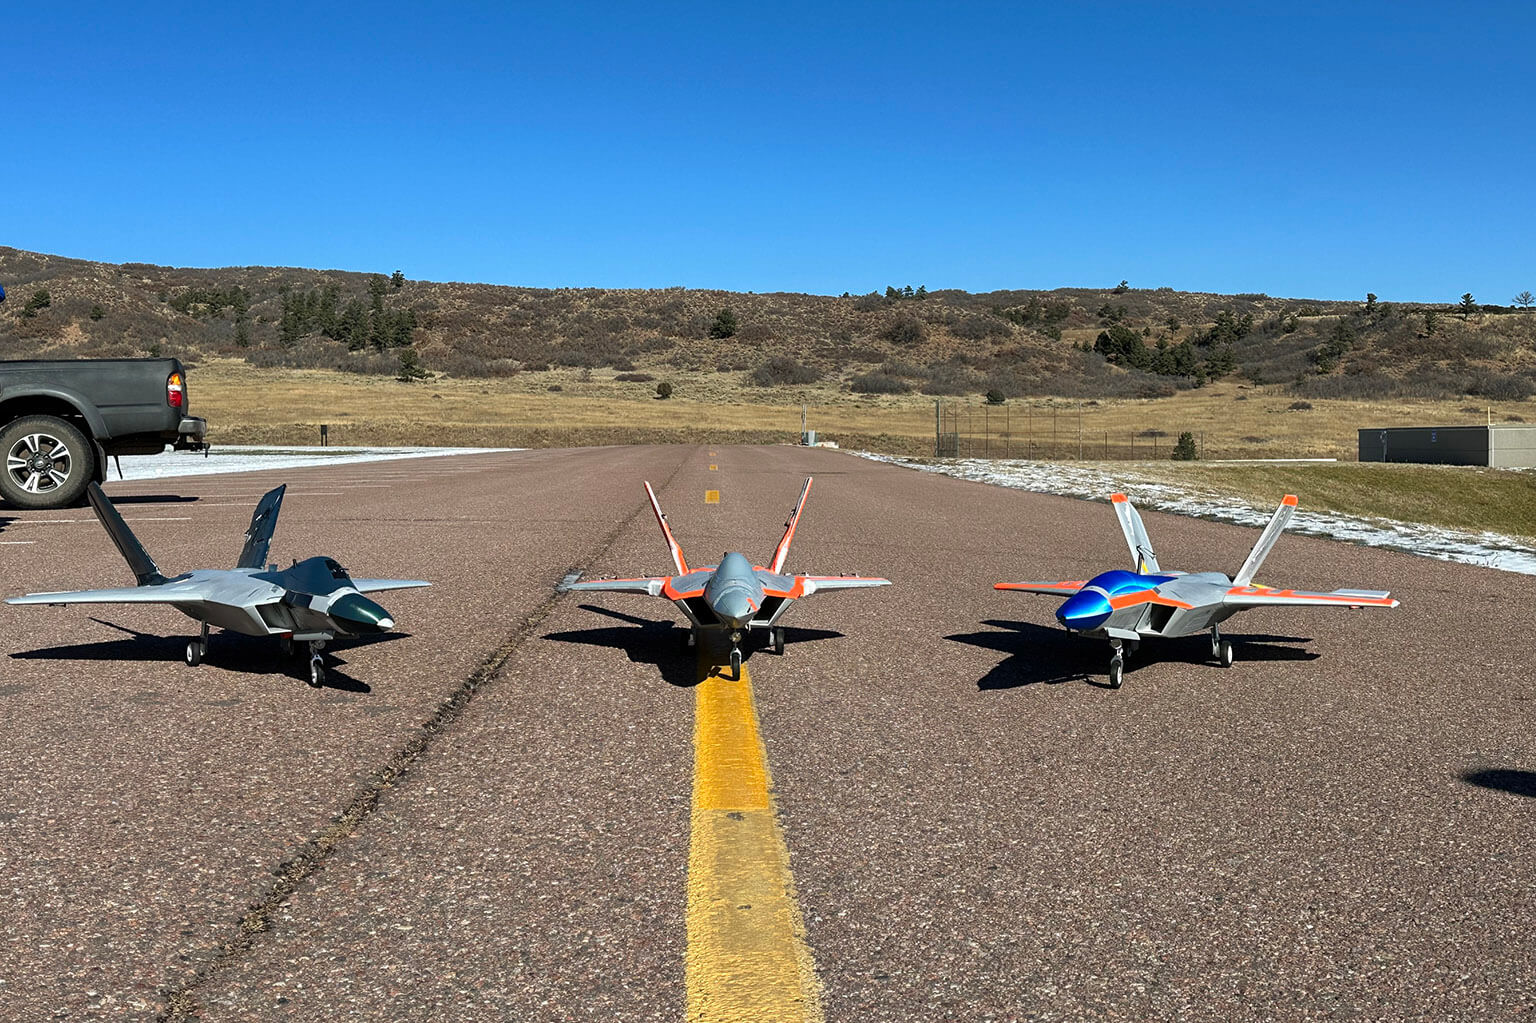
[
  {"xmin": 329, "ymin": 592, "xmax": 395, "ymax": 634},
  {"xmin": 711, "ymin": 589, "xmax": 754, "ymax": 629},
  {"xmin": 1057, "ymin": 590, "xmax": 1111, "ymax": 632}
]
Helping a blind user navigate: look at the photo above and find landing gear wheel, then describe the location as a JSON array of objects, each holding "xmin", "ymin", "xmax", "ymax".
[
  {"xmin": 772, "ymin": 628, "xmax": 785, "ymax": 655},
  {"xmin": 308, "ymin": 655, "xmax": 325, "ymax": 687},
  {"xmin": 185, "ymin": 641, "xmax": 202, "ymax": 666},
  {"xmin": 1108, "ymin": 653, "xmax": 1124, "ymax": 688},
  {"xmin": 1218, "ymin": 640, "xmax": 1235, "ymax": 668},
  {"xmin": 0, "ymin": 415, "xmax": 94, "ymax": 510},
  {"xmin": 730, "ymin": 648, "xmax": 742, "ymax": 676}
]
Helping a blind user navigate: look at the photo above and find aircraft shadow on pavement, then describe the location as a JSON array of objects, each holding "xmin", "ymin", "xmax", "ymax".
[
  {"xmin": 948, "ymin": 619, "xmax": 1319, "ymax": 690},
  {"xmin": 543, "ymin": 604, "xmax": 843, "ymax": 688},
  {"xmin": 105, "ymin": 494, "xmax": 200, "ymax": 505},
  {"xmin": 7, "ymin": 617, "xmax": 396, "ymax": 693},
  {"xmin": 0, "ymin": 516, "xmax": 13, "ymax": 534},
  {"xmin": 1461, "ymin": 768, "xmax": 1536, "ymax": 799}
]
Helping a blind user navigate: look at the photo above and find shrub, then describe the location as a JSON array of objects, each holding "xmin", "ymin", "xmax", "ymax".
[
  {"xmin": 849, "ymin": 371, "xmax": 911, "ymax": 394},
  {"xmin": 1467, "ymin": 372, "xmax": 1534, "ymax": 401},
  {"xmin": 1170, "ymin": 431, "xmax": 1198, "ymax": 460},
  {"xmin": 1289, "ymin": 400, "xmax": 1313, "ymax": 410},
  {"xmin": 952, "ymin": 315, "xmax": 1010, "ymax": 342},
  {"xmin": 749, "ymin": 355, "xmax": 821, "ymax": 387},
  {"xmin": 655, "ymin": 381, "xmax": 673, "ymax": 399},
  {"xmin": 918, "ymin": 363, "xmax": 976, "ymax": 396},
  {"xmin": 985, "ymin": 389, "xmax": 1006, "ymax": 405},
  {"xmin": 881, "ymin": 316, "xmax": 926, "ymax": 345},
  {"xmin": 708, "ymin": 308, "xmax": 738, "ymax": 339},
  {"xmin": 614, "ymin": 372, "xmax": 655, "ymax": 383}
]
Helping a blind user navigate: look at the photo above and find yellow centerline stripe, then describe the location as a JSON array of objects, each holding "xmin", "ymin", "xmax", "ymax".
[{"xmin": 686, "ymin": 655, "xmax": 823, "ymax": 1022}]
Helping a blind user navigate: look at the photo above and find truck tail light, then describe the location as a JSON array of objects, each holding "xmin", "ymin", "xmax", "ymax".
[{"xmin": 167, "ymin": 371, "xmax": 185, "ymax": 409}]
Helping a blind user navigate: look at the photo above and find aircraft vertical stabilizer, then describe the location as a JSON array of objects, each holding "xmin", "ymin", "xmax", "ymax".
[
  {"xmin": 1233, "ymin": 494, "xmax": 1297, "ymax": 586},
  {"xmin": 85, "ymin": 482, "xmax": 166, "ymax": 586},
  {"xmin": 645, "ymin": 481, "xmax": 689, "ymax": 575},
  {"xmin": 1111, "ymin": 494, "xmax": 1160, "ymax": 573},
  {"xmin": 237, "ymin": 484, "xmax": 286, "ymax": 569},
  {"xmin": 769, "ymin": 477, "xmax": 812, "ymax": 574}
]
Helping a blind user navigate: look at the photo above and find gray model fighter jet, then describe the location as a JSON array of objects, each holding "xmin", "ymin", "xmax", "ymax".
[
  {"xmin": 560, "ymin": 477, "xmax": 890, "ymax": 674},
  {"xmin": 7, "ymin": 482, "xmax": 428, "ymax": 686},
  {"xmin": 996, "ymin": 493, "xmax": 1399, "ymax": 687}
]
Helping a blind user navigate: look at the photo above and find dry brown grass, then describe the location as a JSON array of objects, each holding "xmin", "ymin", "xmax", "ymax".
[{"xmin": 191, "ymin": 360, "xmax": 1533, "ymax": 462}]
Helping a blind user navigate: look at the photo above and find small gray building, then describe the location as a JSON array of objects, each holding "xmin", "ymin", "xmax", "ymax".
[{"xmin": 1358, "ymin": 425, "xmax": 1536, "ymax": 467}]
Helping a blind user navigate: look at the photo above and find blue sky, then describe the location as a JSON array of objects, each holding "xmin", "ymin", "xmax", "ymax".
[{"xmin": 6, "ymin": 1, "xmax": 1532, "ymax": 300}]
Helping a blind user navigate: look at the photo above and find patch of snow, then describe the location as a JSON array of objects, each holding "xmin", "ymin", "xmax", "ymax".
[
  {"xmin": 115, "ymin": 445, "xmax": 517, "ymax": 481},
  {"xmin": 857, "ymin": 453, "xmax": 1536, "ymax": 577}
]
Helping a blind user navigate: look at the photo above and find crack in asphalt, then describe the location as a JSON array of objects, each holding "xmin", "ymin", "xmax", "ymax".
[{"xmin": 156, "ymin": 449, "xmax": 697, "ymax": 1021}]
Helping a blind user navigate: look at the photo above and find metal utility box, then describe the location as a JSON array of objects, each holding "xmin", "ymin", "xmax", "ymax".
[{"xmin": 1358, "ymin": 425, "xmax": 1536, "ymax": 467}]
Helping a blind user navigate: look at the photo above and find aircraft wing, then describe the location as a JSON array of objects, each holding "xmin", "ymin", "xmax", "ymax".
[
  {"xmin": 7, "ymin": 585, "xmax": 208, "ymax": 606},
  {"xmin": 349, "ymin": 578, "xmax": 432, "ymax": 594},
  {"xmin": 994, "ymin": 580, "xmax": 1087, "ymax": 596},
  {"xmin": 561, "ymin": 577, "xmax": 668, "ymax": 596},
  {"xmin": 767, "ymin": 575, "xmax": 891, "ymax": 597},
  {"xmin": 1223, "ymin": 586, "xmax": 1398, "ymax": 609}
]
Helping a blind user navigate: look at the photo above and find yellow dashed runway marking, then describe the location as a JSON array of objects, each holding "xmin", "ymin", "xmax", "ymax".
[
  {"xmin": 686, "ymin": 654, "xmax": 822, "ymax": 1022},
  {"xmin": 709, "ymin": 465, "xmax": 718, "ymax": 471},
  {"xmin": 705, "ymin": 490, "xmax": 720, "ymax": 504}
]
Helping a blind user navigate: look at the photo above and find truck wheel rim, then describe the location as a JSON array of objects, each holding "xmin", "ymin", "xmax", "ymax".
[{"xmin": 6, "ymin": 433, "xmax": 73, "ymax": 494}]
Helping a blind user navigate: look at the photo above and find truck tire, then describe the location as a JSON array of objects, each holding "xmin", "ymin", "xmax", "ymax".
[{"xmin": 0, "ymin": 415, "xmax": 96, "ymax": 510}]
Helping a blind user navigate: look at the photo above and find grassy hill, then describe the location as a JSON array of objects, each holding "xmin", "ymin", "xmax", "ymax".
[{"xmin": 3, "ymin": 247, "xmax": 1534, "ymax": 409}]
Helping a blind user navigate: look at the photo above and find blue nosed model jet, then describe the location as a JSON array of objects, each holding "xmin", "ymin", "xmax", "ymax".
[
  {"xmin": 996, "ymin": 493, "xmax": 1399, "ymax": 687},
  {"xmin": 8, "ymin": 482, "xmax": 428, "ymax": 686},
  {"xmin": 559, "ymin": 477, "xmax": 890, "ymax": 675}
]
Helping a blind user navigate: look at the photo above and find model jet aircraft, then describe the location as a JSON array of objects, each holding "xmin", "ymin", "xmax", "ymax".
[
  {"xmin": 559, "ymin": 477, "xmax": 890, "ymax": 674},
  {"xmin": 996, "ymin": 493, "xmax": 1398, "ymax": 687},
  {"xmin": 7, "ymin": 482, "xmax": 428, "ymax": 686}
]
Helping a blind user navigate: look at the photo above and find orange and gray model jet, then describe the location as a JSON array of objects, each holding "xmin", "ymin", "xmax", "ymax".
[{"xmin": 560, "ymin": 477, "xmax": 890, "ymax": 675}]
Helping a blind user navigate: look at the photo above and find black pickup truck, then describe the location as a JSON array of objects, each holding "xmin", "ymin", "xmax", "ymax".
[{"xmin": 0, "ymin": 358, "xmax": 208, "ymax": 509}]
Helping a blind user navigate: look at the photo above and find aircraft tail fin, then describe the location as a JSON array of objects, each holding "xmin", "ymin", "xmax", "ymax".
[
  {"xmin": 1110, "ymin": 493, "xmax": 1161, "ymax": 573},
  {"xmin": 769, "ymin": 477, "xmax": 812, "ymax": 574},
  {"xmin": 645, "ymin": 481, "xmax": 689, "ymax": 575},
  {"xmin": 236, "ymin": 484, "xmax": 286, "ymax": 569},
  {"xmin": 86, "ymin": 482, "xmax": 166, "ymax": 586},
  {"xmin": 1233, "ymin": 494, "xmax": 1297, "ymax": 586}
]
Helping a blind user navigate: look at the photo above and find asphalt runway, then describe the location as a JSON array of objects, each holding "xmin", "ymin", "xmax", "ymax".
[{"xmin": 1, "ymin": 445, "xmax": 1532, "ymax": 1020}]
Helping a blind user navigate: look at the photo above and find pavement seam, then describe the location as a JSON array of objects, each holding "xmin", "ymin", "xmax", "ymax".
[{"xmin": 155, "ymin": 448, "xmax": 697, "ymax": 1021}]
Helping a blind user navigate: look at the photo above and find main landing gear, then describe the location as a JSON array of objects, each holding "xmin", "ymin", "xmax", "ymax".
[
  {"xmin": 1211, "ymin": 625, "xmax": 1234, "ymax": 668},
  {"xmin": 185, "ymin": 623, "xmax": 210, "ymax": 667},
  {"xmin": 771, "ymin": 627, "xmax": 785, "ymax": 656}
]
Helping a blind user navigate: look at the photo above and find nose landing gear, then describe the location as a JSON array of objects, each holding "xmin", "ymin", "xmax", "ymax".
[
  {"xmin": 307, "ymin": 640, "xmax": 327, "ymax": 687},
  {"xmin": 729, "ymin": 631, "xmax": 743, "ymax": 677}
]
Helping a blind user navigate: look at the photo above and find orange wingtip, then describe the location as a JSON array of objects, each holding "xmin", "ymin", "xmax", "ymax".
[
  {"xmin": 1111, "ymin": 493, "xmax": 1128, "ymax": 502},
  {"xmin": 1282, "ymin": 494, "xmax": 1299, "ymax": 506}
]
